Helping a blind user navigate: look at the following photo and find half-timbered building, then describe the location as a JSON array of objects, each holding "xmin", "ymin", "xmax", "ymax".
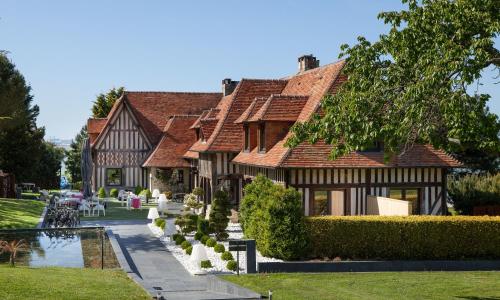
[{"xmin": 87, "ymin": 91, "xmax": 222, "ymax": 192}]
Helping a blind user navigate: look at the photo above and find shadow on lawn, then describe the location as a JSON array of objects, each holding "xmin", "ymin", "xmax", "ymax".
[{"xmin": 457, "ymin": 297, "xmax": 500, "ymax": 300}]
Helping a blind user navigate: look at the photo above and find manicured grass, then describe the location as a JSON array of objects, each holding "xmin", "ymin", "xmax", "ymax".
[
  {"xmin": 0, "ymin": 266, "xmax": 150, "ymax": 300},
  {"xmin": 0, "ymin": 198, "xmax": 45, "ymax": 229},
  {"xmin": 21, "ymin": 192, "xmax": 40, "ymax": 200},
  {"xmin": 220, "ymin": 272, "xmax": 500, "ymax": 300},
  {"xmin": 81, "ymin": 198, "xmax": 165, "ymax": 220}
]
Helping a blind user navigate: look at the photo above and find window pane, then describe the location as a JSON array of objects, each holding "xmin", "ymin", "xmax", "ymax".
[
  {"xmin": 406, "ymin": 189, "xmax": 419, "ymax": 215},
  {"xmin": 313, "ymin": 190, "xmax": 329, "ymax": 216},
  {"xmin": 106, "ymin": 168, "xmax": 122, "ymax": 186},
  {"xmin": 389, "ymin": 188, "xmax": 403, "ymax": 200}
]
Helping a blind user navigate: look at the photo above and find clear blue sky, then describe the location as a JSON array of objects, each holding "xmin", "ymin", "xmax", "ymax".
[{"xmin": 1, "ymin": 0, "xmax": 499, "ymax": 139}]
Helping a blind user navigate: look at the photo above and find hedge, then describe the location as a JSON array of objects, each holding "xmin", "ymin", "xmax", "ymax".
[{"xmin": 306, "ymin": 216, "xmax": 500, "ymax": 260}]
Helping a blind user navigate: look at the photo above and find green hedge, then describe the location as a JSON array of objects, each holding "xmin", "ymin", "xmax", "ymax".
[
  {"xmin": 448, "ymin": 173, "xmax": 500, "ymax": 215},
  {"xmin": 306, "ymin": 216, "xmax": 500, "ymax": 260}
]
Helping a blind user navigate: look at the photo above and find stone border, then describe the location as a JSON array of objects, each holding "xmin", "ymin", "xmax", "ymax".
[
  {"xmin": 36, "ymin": 207, "xmax": 47, "ymax": 228},
  {"xmin": 258, "ymin": 260, "xmax": 500, "ymax": 273}
]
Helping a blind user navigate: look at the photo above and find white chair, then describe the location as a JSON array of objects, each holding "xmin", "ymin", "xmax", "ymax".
[
  {"xmin": 79, "ymin": 200, "xmax": 91, "ymax": 216},
  {"xmin": 91, "ymin": 197, "xmax": 106, "ymax": 216},
  {"xmin": 152, "ymin": 189, "xmax": 160, "ymax": 203}
]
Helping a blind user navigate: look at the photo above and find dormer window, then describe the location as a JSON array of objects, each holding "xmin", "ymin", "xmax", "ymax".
[
  {"xmin": 195, "ymin": 128, "xmax": 200, "ymax": 141},
  {"xmin": 258, "ymin": 123, "xmax": 266, "ymax": 152},
  {"xmin": 244, "ymin": 124, "xmax": 250, "ymax": 151}
]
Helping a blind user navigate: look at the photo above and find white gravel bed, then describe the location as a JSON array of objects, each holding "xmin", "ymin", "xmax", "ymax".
[{"xmin": 148, "ymin": 220, "xmax": 282, "ymax": 275}]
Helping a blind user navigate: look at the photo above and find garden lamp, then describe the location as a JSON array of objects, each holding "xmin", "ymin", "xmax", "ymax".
[
  {"xmin": 190, "ymin": 244, "xmax": 209, "ymax": 275},
  {"xmin": 147, "ymin": 207, "xmax": 159, "ymax": 224}
]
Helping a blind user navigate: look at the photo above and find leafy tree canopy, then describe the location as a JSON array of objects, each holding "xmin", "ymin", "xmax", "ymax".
[
  {"xmin": 65, "ymin": 125, "xmax": 87, "ymax": 183},
  {"xmin": 287, "ymin": 0, "xmax": 500, "ymax": 169},
  {"xmin": 91, "ymin": 87, "xmax": 124, "ymax": 118}
]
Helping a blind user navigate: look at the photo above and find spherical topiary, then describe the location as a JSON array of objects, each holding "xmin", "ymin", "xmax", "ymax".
[
  {"xmin": 159, "ymin": 221, "xmax": 166, "ymax": 230},
  {"xmin": 206, "ymin": 238, "xmax": 216, "ymax": 247},
  {"xmin": 98, "ymin": 187, "xmax": 106, "ymax": 198},
  {"xmin": 197, "ymin": 219, "xmax": 211, "ymax": 235},
  {"xmin": 200, "ymin": 235, "xmax": 210, "ymax": 245},
  {"xmin": 175, "ymin": 235, "xmax": 186, "ymax": 245},
  {"xmin": 181, "ymin": 240, "xmax": 191, "ymax": 250},
  {"xmin": 172, "ymin": 233, "xmax": 181, "ymax": 241},
  {"xmin": 110, "ymin": 188, "xmax": 118, "ymax": 198},
  {"xmin": 200, "ymin": 260, "xmax": 212, "ymax": 268},
  {"xmin": 221, "ymin": 251, "xmax": 233, "ymax": 261},
  {"xmin": 155, "ymin": 218, "xmax": 165, "ymax": 227},
  {"xmin": 185, "ymin": 245, "xmax": 193, "ymax": 255},
  {"xmin": 194, "ymin": 231, "xmax": 203, "ymax": 241},
  {"xmin": 226, "ymin": 260, "xmax": 238, "ymax": 271},
  {"xmin": 214, "ymin": 244, "xmax": 225, "ymax": 253}
]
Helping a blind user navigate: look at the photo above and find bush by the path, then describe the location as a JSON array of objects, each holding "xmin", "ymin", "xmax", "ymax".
[
  {"xmin": 200, "ymin": 235, "xmax": 210, "ymax": 245},
  {"xmin": 240, "ymin": 175, "xmax": 308, "ymax": 260},
  {"xmin": 194, "ymin": 231, "xmax": 203, "ymax": 240},
  {"xmin": 209, "ymin": 190, "xmax": 231, "ymax": 240},
  {"xmin": 206, "ymin": 238, "xmax": 216, "ymax": 247},
  {"xmin": 214, "ymin": 244, "xmax": 225, "ymax": 253},
  {"xmin": 200, "ymin": 260, "xmax": 212, "ymax": 268},
  {"xmin": 109, "ymin": 188, "xmax": 118, "ymax": 198},
  {"xmin": 181, "ymin": 240, "xmax": 191, "ymax": 250},
  {"xmin": 226, "ymin": 260, "xmax": 238, "ymax": 271},
  {"xmin": 221, "ymin": 251, "xmax": 233, "ymax": 261},
  {"xmin": 98, "ymin": 187, "xmax": 106, "ymax": 198},
  {"xmin": 306, "ymin": 216, "xmax": 500, "ymax": 260}
]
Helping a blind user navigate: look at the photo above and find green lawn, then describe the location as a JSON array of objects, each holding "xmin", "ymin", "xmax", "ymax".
[
  {"xmin": 0, "ymin": 266, "xmax": 149, "ymax": 300},
  {"xmin": 221, "ymin": 272, "xmax": 500, "ymax": 300},
  {"xmin": 0, "ymin": 198, "xmax": 45, "ymax": 229},
  {"xmin": 81, "ymin": 198, "xmax": 163, "ymax": 220}
]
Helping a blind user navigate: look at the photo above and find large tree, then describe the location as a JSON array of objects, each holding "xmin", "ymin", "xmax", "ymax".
[
  {"xmin": 65, "ymin": 125, "xmax": 87, "ymax": 184},
  {"xmin": 287, "ymin": 0, "xmax": 500, "ymax": 172},
  {"xmin": 91, "ymin": 87, "xmax": 124, "ymax": 118}
]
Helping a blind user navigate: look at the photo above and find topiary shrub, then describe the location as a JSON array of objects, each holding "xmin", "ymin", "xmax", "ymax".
[
  {"xmin": 200, "ymin": 260, "xmax": 212, "ymax": 268},
  {"xmin": 175, "ymin": 214, "xmax": 198, "ymax": 235},
  {"xmin": 192, "ymin": 187, "xmax": 204, "ymax": 197},
  {"xmin": 159, "ymin": 221, "xmax": 166, "ymax": 230},
  {"xmin": 139, "ymin": 189, "xmax": 152, "ymax": 200},
  {"xmin": 306, "ymin": 216, "xmax": 500, "ymax": 260},
  {"xmin": 109, "ymin": 188, "xmax": 118, "ymax": 198},
  {"xmin": 200, "ymin": 235, "xmax": 210, "ymax": 245},
  {"xmin": 209, "ymin": 190, "xmax": 231, "ymax": 241},
  {"xmin": 164, "ymin": 191, "xmax": 173, "ymax": 199},
  {"xmin": 239, "ymin": 175, "xmax": 308, "ymax": 260},
  {"xmin": 97, "ymin": 187, "xmax": 106, "ymax": 198},
  {"xmin": 226, "ymin": 260, "xmax": 238, "ymax": 271},
  {"xmin": 172, "ymin": 233, "xmax": 181, "ymax": 241},
  {"xmin": 197, "ymin": 219, "xmax": 211, "ymax": 235},
  {"xmin": 175, "ymin": 235, "xmax": 186, "ymax": 245},
  {"xmin": 194, "ymin": 231, "xmax": 204, "ymax": 241},
  {"xmin": 221, "ymin": 251, "xmax": 233, "ymax": 261},
  {"xmin": 185, "ymin": 245, "xmax": 193, "ymax": 255},
  {"xmin": 181, "ymin": 240, "xmax": 191, "ymax": 250},
  {"xmin": 155, "ymin": 218, "xmax": 165, "ymax": 228},
  {"xmin": 134, "ymin": 185, "xmax": 143, "ymax": 195},
  {"xmin": 214, "ymin": 243, "xmax": 225, "ymax": 253},
  {"xmin": 205, "ymin": 238, "xmax": 216, "ymax": 247}
]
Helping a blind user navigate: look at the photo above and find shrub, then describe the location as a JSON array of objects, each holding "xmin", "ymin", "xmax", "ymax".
[
  {"xmin": 214, "ymin": 244, "xmax": 225, "ymax": 253},
  {"xmin": 209, "ymin": 190, "xmax": 231, "ymax": 240},
  {"xmin": 109, "ymin": 188, "xmax": 118, "ymax": 198},
  {"xmin": 174, "ymin": 235, "xmax": 186, "ymax": 245},
  {"xmin": 200, "ymin": 260, "xmax": 212, "ymax": 268},
  {"xmin": 155, "ymin": 218, "xmax": 165, "ymax": 228},
  {"xmin": 184, "ymin": 193, "xmax": 202, "ymax": 209},
  {"xmin": 164, "ymin": 191, "xmax": 173, "ymax": 199},
  {"xmin": 448, "ymin": 174, "xmax": 500, "ymax": 215},
  {"xmin": 139, "ymin": 189, "xmax": 152, "ymax": 200},
  {"xmin": 181, "ymin": 240, "xmax": 191, "ymax": 250},
  {"xmin": 197, "ymin": 219, "xmax": 211, "ymax": 235},
  {"xmin": 159, "ymin": 221, "xmax": 166, "ymax": 230},
  {"xmin": 240, "ymin": 175, "xmax": 308, "ymax": 260},
  {"xmin": 221, "ymin": 251, "xmax": 233, "ymax": 261},
  {"xmin": 185, "ymin": 245, "xmax": 193, "ymax": 255},
  {"xmin": 205, "ymin": 238, "xmax": 216, "ymax": 247},
  {"xmin": 192, "ymin": 187, "xmax": 204, "ymax": 197},
  {"xmin": 306, "ymin": 216, "xmax": 500, "ymax": 260},
  {"xmin": 226, "ymin": 260, "xmax": 238, "ymax": 271},
  {"xmin": 134, "ymin": 185, "xmax": 143, "ymax": 195},
  {"xmin": 194, "ymin": 231, "xmax": 204, "ymax": 241},
  {"xmin": 175, "ymin": 214, "xmax": 198, "ymax": 235},
  {"xmin": 172, "ymin": 233, "xmax": 181, "ymax": 241},
  {"xmin": 200, "ymin": 235, "xmax": 210, "ymax": 245},
  {"xmin": 97, "ymin": 187, "xmax": 106, "ymax": 198}
]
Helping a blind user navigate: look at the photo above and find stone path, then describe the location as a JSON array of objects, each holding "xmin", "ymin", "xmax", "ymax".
[{"xmin": 81, "ymin": 220, "xmax": 260, "ymax": 300}]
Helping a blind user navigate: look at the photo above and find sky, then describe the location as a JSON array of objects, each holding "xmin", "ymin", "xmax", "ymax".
[{"xmin": 1, "ymin": 1, "xmax": 499, "ymax": 140}]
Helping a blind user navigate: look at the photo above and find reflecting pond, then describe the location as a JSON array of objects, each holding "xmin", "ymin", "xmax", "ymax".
[{"xmin": 0, "ymin": 227, "xmax": 119, "ymax": 268}]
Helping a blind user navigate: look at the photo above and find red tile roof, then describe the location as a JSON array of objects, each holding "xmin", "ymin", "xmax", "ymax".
[
  {"xmin": 234, "ymin": 97, "xmax": 268, "ymax": 124},
  {"xmin": 189, "ymin": 79, "xmax": 288, "ymax": 153},
  {"xmin": 142, "ymin": 115, "xmax": 200, "ymax": 168},
  {"xmin": 87, "ymin": 118, "xmax": 107, "ymax": 144},
  {"xmin": 248, "ymin": 95, "xmax": 309, "ymax": 122}
]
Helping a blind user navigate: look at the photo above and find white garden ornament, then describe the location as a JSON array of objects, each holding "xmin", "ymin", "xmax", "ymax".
[
  {"xmin": 147, "ymin": 207, "xmax": 159, "ymax": 224},
  {"xmin": 190, "ymin": 244, "xmax": 209, "ymax": 275}
]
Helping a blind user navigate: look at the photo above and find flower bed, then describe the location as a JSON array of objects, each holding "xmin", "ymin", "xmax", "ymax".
[{"xmin": 148, "ymin": 221, "xmax": 281, "ymax": 275}]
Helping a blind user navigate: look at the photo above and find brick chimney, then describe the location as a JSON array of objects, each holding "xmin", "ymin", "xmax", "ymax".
[
  {"xmin": 222, "ymin": 78, "xmax": 239, "ymax": 96},
  {"xmin": 298, "ymin": 54, "xmax": 319, "ymax": 73}
]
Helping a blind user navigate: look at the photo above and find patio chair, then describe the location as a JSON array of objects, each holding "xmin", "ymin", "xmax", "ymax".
[
  {"xmin": 79, "ymin": 199, "xmax": 91, "ymax": 216},
  {"xmin": 91, "ymin": 197, "xmax": 106, "ymax": 216}
]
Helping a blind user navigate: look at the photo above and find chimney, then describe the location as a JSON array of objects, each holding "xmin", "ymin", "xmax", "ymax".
[
  {"xmin": 298, "ymin": 54, "xmax": 319, "ymax": 73},
  {"xmin": 222, "ymin": 78, "xmax": 239, "ymax": 96}
]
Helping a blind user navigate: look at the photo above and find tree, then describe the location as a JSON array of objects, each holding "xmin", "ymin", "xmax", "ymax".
[
  {"xmin": 65, "ymin": 125, "xmax": 87, "ymax": 184},
  {"xmin": 287, "ymin": 0, "xmax": 500, "ymax": 169},
  {"xmin": 91, "ymin": 87, "xmax": 124, "ymax": 118},
  {"xmin": 34, "ymin": 142, "xmax": 65, "ymax": 189},
  {"xmin": 209, "ymin": 190, "xmax": 231, "ymax": 240}
]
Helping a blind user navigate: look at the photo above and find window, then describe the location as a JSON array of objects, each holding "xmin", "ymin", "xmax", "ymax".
[
  {"xmin": 177, "ymin": 169, "xmax": 184, "ymax": 184},
  {"xmin": 106, "ymin": 168, "xmax": 122, "ymax": 186},
  {"xmin": 313, "ymin": 190, "xmax": 329, "ymax": 216},
  {"xmin": 389, "ymin": 188, "xmax": 419, "ymax": 215},
  {"xmin": 195, "ymin": 128, "xmax": 200, "ymax": 141},
  {"xmin": 258, "ymin": 123, "xmax": 266, "ymax": 152},
  {"xmin": 244, "ymin": 125, "xmax": 250, "ymax": 151}
]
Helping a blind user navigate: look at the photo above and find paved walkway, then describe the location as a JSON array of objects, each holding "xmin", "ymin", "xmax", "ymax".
[{"xmin": 81, "ymin": 220, "xmax": 259, "ymax": 300}]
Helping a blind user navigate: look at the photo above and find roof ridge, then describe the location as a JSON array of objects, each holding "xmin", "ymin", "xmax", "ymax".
[
  {"xmin": 125, "ymin": 91, "xmax": 222, "ymax": 95},
  {"xmin": 280, "ymin": 59, "xmax": 346, "ymax": 79},
  {"xmin": 168, "ymin": 114, "xmax": 201, "ymax": 118}
]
